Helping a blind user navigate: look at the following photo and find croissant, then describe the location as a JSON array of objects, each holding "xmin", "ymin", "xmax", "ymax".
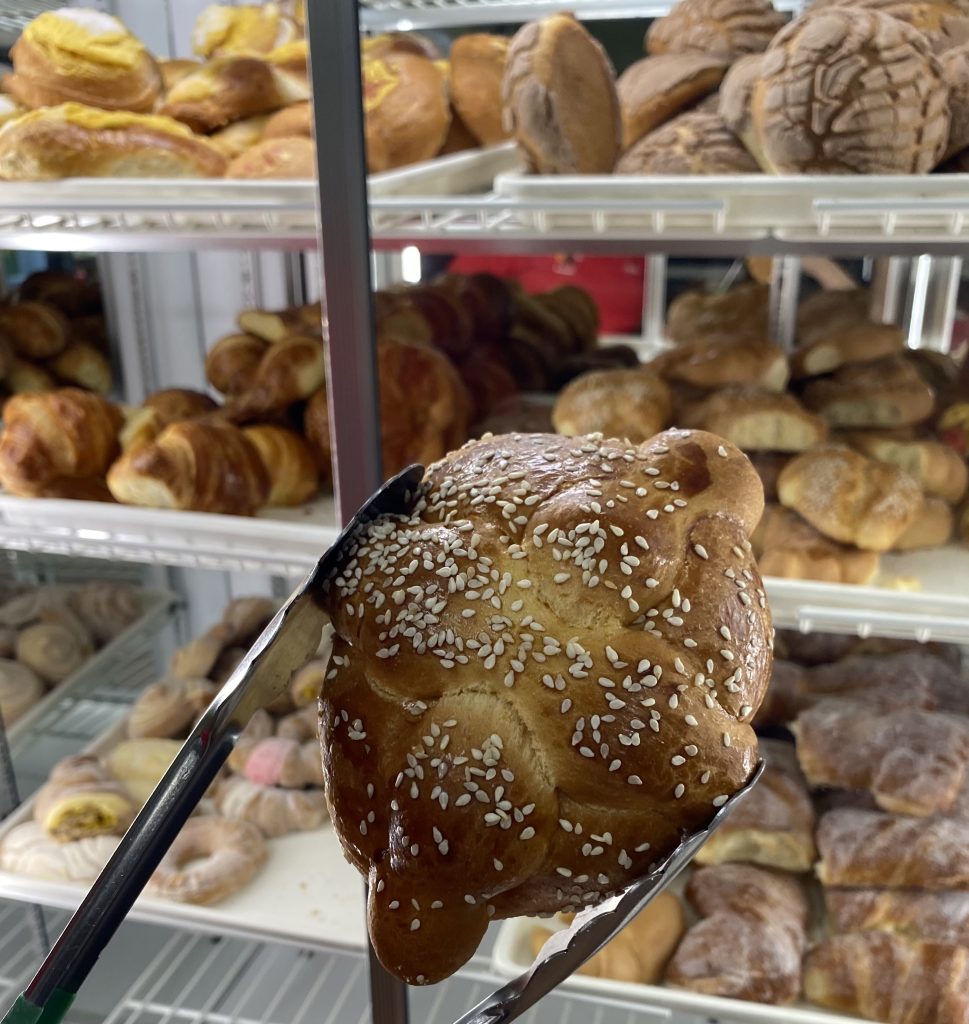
[
  {"xmin": 205, "ymin": 332, "xmax": 268, "ymax": 395},
  {"xmin": 237, "ymin": 302, "xmax": 322, "ymax": 342},
  {"xmin": 16, "ymin": 622, "xmax": 88, "ymax": 684},
  {"xmin": 0, "ymin": 389, "xmax": 122, "ymax": 497},
  {"xmin": 214, "ymin": 776, "xmax": 327, "ymax": 837},
  {"xmin": 0, "ymin": 301, "xmax": 70, "ymax": 360},
  {"xmin": 106, "ymin": 418, "xmax": 270, "ymax": 515},
  {"xmin": 242, "ymin": 424, "xmax": 319, "ymax": 506},
  {"xmin": 143, "ymin": 388, "xmax": 219, "ymax": 425},
  {"xmin": 48, "ymin": 343, "xmax": 112, "ymax": 394},
  {"xmin": 223, "ymin": 334, "xmax": 325, "ymax": 422}
]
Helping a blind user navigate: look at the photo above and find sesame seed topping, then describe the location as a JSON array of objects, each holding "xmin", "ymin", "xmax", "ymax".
[
  {"xmin": 713, "ymin": 795, "xmax": 728, "ymax": 807},
  {"xmin": 674, "ymin": 784, "xmax": 685, "ymax": 799}
]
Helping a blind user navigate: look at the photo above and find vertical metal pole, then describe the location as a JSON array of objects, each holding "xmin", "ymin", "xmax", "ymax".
[
  {"xmin": 903, "ymin": 255, "xmax": 962, "ymax": 352},
  {"xmin": 870, "ymin": 257, "xmax": 907, "ymax": 326},
  {"xmin": 768, "ymin": 256, "xmax": 801, "ymax": 352},
  {"xmin": 642, "ymin": 255, "xmax": 667, "ymax": 344},
  {"xmin": 304, "ymin": 5, "xmax": 407, "ymax": 1024}
]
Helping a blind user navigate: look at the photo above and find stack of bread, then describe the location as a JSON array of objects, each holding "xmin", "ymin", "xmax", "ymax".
[
  {"xmin": 552, "ymin": 277, "xmax": 969, "ymax": 583},
  {"xmin": 527, "ymin": 632, "xmax": 969, "ymax": 1022},
  {"xmin": 0, "ymin": 270, "xmax": 111, "ymax": 401},
  {"xmin": 0, "ymin": 580, "xmax": 142, "ymax": 727},
  {"xmin": 503, "ymin": 5, "xmax": 969, "ymax": 177}
]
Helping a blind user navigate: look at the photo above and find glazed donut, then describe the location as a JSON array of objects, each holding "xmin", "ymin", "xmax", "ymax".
[
  {"xmin": 0, "ymin": 658, "xmax": 45, "ymax": 725},
  {"xmin": 147, "ymin": 816, "xmax": 267, "ymax": 905},
  {"xmin": 214, "ymin": 777, "xmax": 327, "ymax": 837},
  {"xmin": 127, "ymin": 677, "xmax": 217, "ymax": 739},
  {"xmin": 0, "ymin": 821, "xmax": 119, "ymax": 882}
]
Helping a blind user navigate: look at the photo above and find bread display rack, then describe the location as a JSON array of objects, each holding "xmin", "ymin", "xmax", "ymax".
[{"xmin": 0, "ymin": 1, "xmax": 968, "ymax": 1024}]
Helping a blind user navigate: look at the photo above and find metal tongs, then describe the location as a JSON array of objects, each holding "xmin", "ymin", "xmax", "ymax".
[{"xmin": 3, "ymin": 462, "xmax": 764, "ymax": 1024}]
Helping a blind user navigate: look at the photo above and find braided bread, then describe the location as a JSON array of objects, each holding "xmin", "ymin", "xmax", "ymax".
[{"xmin": 320, "ymin": 429, "xmax": 772, "ymax": 983}]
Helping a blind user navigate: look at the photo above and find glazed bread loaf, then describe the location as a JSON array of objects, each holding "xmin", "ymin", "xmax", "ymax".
[
  {"xmin": 0, "ymin": 104, "xmax": 228, "ymax": 180},
  {"xmin": 802, "ymin": 356, "xmax": 936, "ymax": 428},
  {"xmin": 616, "ymin": 111, "xmax": 760, "ymax": 175},
  {"xmin": 777, "ymin": 445, "xmax": 924, "ymax": 551},
  {"xmin": 682, "ymin": 388, "xmax": 826, "ymax": 452},
  {"xmin": 6, "ymin": 9, "xmax": 161, "ymax": 113},
  {"xmin": 646, "ymin": 0, "xmax": 787, "ymax": 59},
  {"xmin": 503, "ymin": 14, "xmax": 621, "ymax": 173},
  {"xmin": 320, "ymin": 429, "xmax": 772, "ymax": 983},
  {"xmin": 746, "ymin": 9, "xmax": 950, "ymax": 173},
  {"xmin": 551, "ymin": 367, "xmax": 672, "ymax": 442}
]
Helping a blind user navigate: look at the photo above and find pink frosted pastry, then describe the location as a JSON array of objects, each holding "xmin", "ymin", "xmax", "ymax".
[{"xmin": 242, "ymin": 736, "xmax": 300, "ymax": 787}]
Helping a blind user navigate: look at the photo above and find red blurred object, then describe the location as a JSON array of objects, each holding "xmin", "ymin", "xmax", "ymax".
[{"xmin": 447, "ymin": 253, "xmax": 646, "ymax": 334}]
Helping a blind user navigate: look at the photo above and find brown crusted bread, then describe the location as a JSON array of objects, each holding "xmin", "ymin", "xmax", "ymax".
[
  {"xmin": 777, "ymin": 445, "xmax": 925, "ymax": 551},
  {"xmin": 752, "ymin": 504, "xmax": 881, "ymax": 584},
  {"xmin": 816, "ymin": 808, "xmax": 969, "ymax": 889},
  {"xmin": 826, "ymin": 888, "xmax": 969, "ymax": 946},
  {"xmin": 667, "ymin": 863, "xmax": 807, "ymax": 1004},
  {"xmin": 551, "ymin": 367, "xmax": 671, "ymax": 442},
  {"xmin": 363, "ymin": 53, "xmax": 450, "ymax": 172},
  {"xmin": 49, "ymin": 343, "xmax": 112, "ymax": 394},
  {"xmin": 653, "ymin": 338, "xmax": 788, "ymax": 392},
  {"xmin": 0, "ymin": 302, "xmax": 69, "ymax": 360},
  {"xmin": 775, "ymin": 628, "xmax": 964, "ymax": 667},
  {"xmin": 794, "ymin": 704, "xmax": 969, "ymax": 816},
  {"xmin": 261, "ymin": 101, "xmax": 311, "ymax": 140},
  {"xmin": 695, "ymin": 738, "xmax": 816, "ymax": 870},
  {"xmin": 682, "ymin": 388, "xmax": 825, "ymax": 452},
  {"xmin": 665, "ymin": 281, "xmax": 769, "ymax": 345},
  {"xmin": 647, "ymin": 0, "xmax": 787, "ymax": 59},
  {"xmin": 225, "ymin": 136, "xmax": 315, "ymax": 178},
  {"xmin": 6, "ymin": 9, "xmax": 161, "ymax": 113},
  {"xmin": 892, "ymin": 495, "xmax": 954, "ymax": 550},
  {"xmin": 746, "ymin": 450, "xmax": 791, "ymax": 502},
  {"xmin": 796, "ymin": 288, "xmax": 871, "ymax": 346},
  {"xmin": 205, "ymin": 333, "xmax": 269, "ymax": 396},
  {"xmin": 159, "ymin": 56, "xmax": 309, "ymax": 133},
  {"xmin": 718, "ymin": 53, "xmax": 764, "ymax": 140},
  {"xmin": 748, "ymin": 9, "xmax": 950, "ymax": 173},
  {"xmin": 945, "ymin": 47, "xmax": 969, "ymax": 160},
  {"xmin": 226, "ymin": 334, "xmax": 325, "ymax": 421},
  {"xmin": 845, "ymin": 429, "xmax": 969, "ymax": 503},
  {"xmin": 320, "ymin": 429, "xmax": 771, "ymax": 983},
  {"xmin": 616, "ymin": 110, "xmax": 760, "ymax": 174},
  {"xmin": 503, "ymin": 14, "xmax": 621, "ymax": 173},
  {"xmin": 0, "ymin": 104, "xmax": 228, "ymax": 180},
  {"xmin": 791, "ymin": 322, "xmax": 906, "ymax": 379},
  {"xmin": 803, "ymin": 932, "xmax": 969, "ymax": 1024},
  {"xmin": 809, "ymin": 0, "xmax": 969, "ymax": 53},
  {"xmin": 450, "ymin": 34, "xmax": 511, "ymax": 146},
  {"xmin": 616, "ymin": 55, "xmax": 728, "ymax": 150},
  {"xmin": 803, "ymin": 356, "xmax": 936, "ymax": 429}
]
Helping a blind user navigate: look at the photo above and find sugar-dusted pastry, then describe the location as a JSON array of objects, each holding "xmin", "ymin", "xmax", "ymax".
[
  {"xmin": 127, "ymin": 678, "xmax": 217, "ymax": 740},
  {"xmin": 551, "ymin": 366, "xmax": 671, "ymax": 441},
  {"xmin": 319, "ymin": 429, "xmax": 772, "ymax": 983},
  {"xmin": 70, "ymin": 580, "xmax": 141, "ymax": 644},
  {"xmin": 214, "ymin": 776, "xmax": 327, "ymax": 837},
  {"xmin": 0, "ymin": 821, "xmax": 119, "ymax": 882},
  {"xmin": 0, "ymin": 659, "xmax": 46, "ymax": 725},
  {"xmin": 16, "ymin": 622, "xmax": 88, "ymax": 684},
  {"xmin": 682, "ymin": 388, "xmax": 825, "ymax": 452},
  {"xmin": 5, "ymin": 9, "xmax": 161, "ymax": 113}
]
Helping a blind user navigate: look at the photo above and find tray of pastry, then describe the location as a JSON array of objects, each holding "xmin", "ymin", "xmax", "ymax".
[
  {"xmin": 2, "ymin": 583, "xmax": 174, "ymax": 746},
  {"xmin": 493, "ymin": 173, "xmax": 969, "ymax": 242},
  {"xmin": 0, "ymin": 681, "xmax": 368, "ymax": 953}
]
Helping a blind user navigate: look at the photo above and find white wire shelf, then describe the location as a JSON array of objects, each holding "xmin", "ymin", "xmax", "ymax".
[
  {"xmin": 0, "ymin": 494, "xmax": 339, "ymax": 576},
  {"xmin": 357, "ymin": 0, "xmax": 801, "ymax": 28}
]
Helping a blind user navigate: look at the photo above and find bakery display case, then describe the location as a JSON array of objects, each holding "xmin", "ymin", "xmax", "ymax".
[{"xmin": 0, "ymin": 1, "xmax": 967, "ymax": 1024}]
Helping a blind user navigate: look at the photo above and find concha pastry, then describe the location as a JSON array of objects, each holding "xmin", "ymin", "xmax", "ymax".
[
  {"xmin": 319, "ymin": 429, "xmax": 772, "ymax": 983},
  {"xmin": 16, "ymin": 622, "xmax": 87, "ymax": 684},
  {"xmin": 944, "ymin": 47, "xmax": 969, "ymax": 158},
  {"xmin": 616, "ymin": 111, "xmax": 760, "ymax": 174},
  {"xmin": 0, "ymin": 821, "xmax": 119, "ymax": 882},
  {"xmin": 0, "ymin": 659, "xmax": 46, "ymax": 725},
  {"xmin": 70, "ymin": 580, "xmax": 141, "ymax": 643},
  {"xmin": 646, "ymin": 0, "xmax": 787, "ymax": 60},
  {"xmin": 0, "ymin": 586, "xmax": 71, "ymax": 628},
  {"xmin": 747, "ymin": 9, "xmax": 950, "ymax": 173},
  {"xmin": 809, "ymin": 0, "xmax": 969, "ymax": 52}
]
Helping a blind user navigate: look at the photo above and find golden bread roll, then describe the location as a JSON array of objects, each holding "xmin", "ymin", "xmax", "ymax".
[
  {"xmin": 0, "ymin": 388, "xmax": 121, "ymax": 498},
  {"xmin": 438, "ymin": 106, "xmax": 478, "ymax": 155},
  {"xmin": 617, "ymin": 55, "xmax": 728, "ymax": 150},
  {"xmin": 753, "ymin": 504, "xmax": 881, "ymax": 584},
  {"xmin": 205, "ymin": 332, "xmax": 269, "ymax": 396},
  {"xmin": 158, "ymin": 58, "xmax": 203, "ymax": 92},
  {"xmin": 226, "ymin": 333, "xmax": 326, "ymax": 420},
  {"xmin": 449, "ymin": 34, "xmax": 511, "ymax": 146},
  {"xmin": 803, "ymin": 356, "xmax": 936, "ymax": 428},
  {"xmin": 209, "ymin": 114, "xmax": 271, "ymax": 157},
  {"xmin": 530, "ymin": 893, "xmax": 686, "ymax": 983},
  {"xmin": 107, "ymin": 418, "xmax": 270, "ymax": 515},
  {"xmin": 362, "ymin": 32, "xmax": 441, "ymax": 61},
  {"xmin": 193, "ymin": 3, "xmax": 299, "ymax": 58},
  {"xmin": 845, "ymin": 429, "xmax": 968, "ymax": 503},
  {"xmin": 746, "ymin": 9, "xmax": 950, "ymax": 173},
  {"xmin": 225, "ymin": 136, "xmax": 315, "ymax": 178},
  {"xmin": 790, "ymin": 321, "xmax": 904, "ymax": 379},
  {"xmin": 809, "ymin": 0, "xmax": 969, "ymax": 53},
  {"xmin": 0, "ymin": 95, "xmax": 24, "ymax": 129},
  {"xmin": 320, "ymin": 429, "xmax": 772, "ymax": 983},
  {"xmin": 778, "ymin": 444, "xmax": 924, "ymax": 550},
  {"xmin": 551, "ymin": 366, "xmax": 671, "ymax": 441},
  {"xmin": 237, "ymin": 302, "xmax": 321, "ymax": 342},
  {"xmin": 616, "ymin": 110, "xmax": 760, "ymax": 174},
  {"xmin": 242, "ymin": 424, "xmax": 318, "ymax": 506},
  {"xmin": 363, "ymin": 53, "xmax": 450, "ymax": 172},
  {"xmin": 892, "ymin": 495, "xmax": 954, "ymax": 550},
  {"xmin": 0, "ymin": 302, "xmax": 69, "ymax": 360},
  {"xmin": 49, "ymin": 343, "xmax": 112, "ymax": 394},
  {"xmin": 795, "ymin": 288, "xmax": 870, "ymax": 346},
  {"xmin": 665, "ymin": 281, "xmax": 769, "ymax": 345},
  {"xmin": 503, "ymin": 14, "xmax": 621, "ymax": 173},
  {"xmin": 647, "ymin": 0, "xmax": 787, "ymax": 59},
  {"xmin": 654, "ymin": 337, "xmax": 789, "ymax": 392},
  {"xmin": 6, "ymin": 9, "xmax": 161, "ymax": 113},
  {"xmin": 0, "ymin": 103, "xmax": 228, "ymax": 180},
  {"xmin": 159, "ymin": 56, "xmax": 309, "ymax": 133},
  {"xmin": 261, "ymin": 100, "xmax": 311, "ymax": 139},
  {"xmin": 682, "ymin": 387, "xmax": 826, "ymax": 452}
]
